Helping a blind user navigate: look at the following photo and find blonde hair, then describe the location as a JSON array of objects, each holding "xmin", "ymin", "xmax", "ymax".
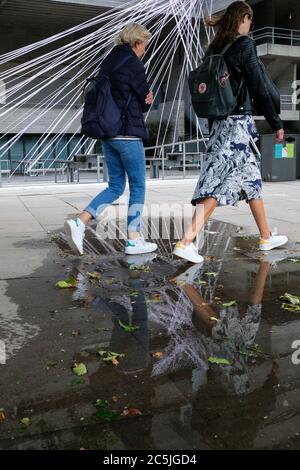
[{"xmin": 114, "ymin": 22, "xmax": 152, "ymax": 47}]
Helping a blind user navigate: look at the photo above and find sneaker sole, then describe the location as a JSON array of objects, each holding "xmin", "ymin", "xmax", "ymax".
[
  {"xmin": 173, "ymin": 249, "xmax": 204, "ymax": 264},
  {"xmin": 64, "ymin": 221, "xmax": 83, "ymax": 256},
  {"xmin": 259, "ymin": 238, "xmax": 288, "ymax": 252},
  {"xmin": 125, "ymin": 245, "xmax": 158, "ymax": 255}
]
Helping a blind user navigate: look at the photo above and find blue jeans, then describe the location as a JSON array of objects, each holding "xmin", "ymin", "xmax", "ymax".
[{"xmin": 84, "ymin": 139, "xmax": 146, "ymax": 233}]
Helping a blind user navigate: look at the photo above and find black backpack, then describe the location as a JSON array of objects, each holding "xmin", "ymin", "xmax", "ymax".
[
  {"xmin": 188, "ymin": 42, "xmax": 243, "ymax": 119},
  {"xmin": 81, "ymin": 56, "xmax": 132, "ymax": 140}
]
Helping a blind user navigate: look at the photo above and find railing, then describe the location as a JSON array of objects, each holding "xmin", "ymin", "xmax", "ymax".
[
  {"xmin": 251, "ymin": 27, "xmax": 300, "ymax": 46},
  {"xmin": 0, "ymin": 159, "xmax": 11, "ymax": 187},
  {"xmin": 144, "ymin": 138, "xmax": 208, "ymax": 180},
  {"xmin": 280, "ymin": 95, "xmax": 295, "ymax": 111}
]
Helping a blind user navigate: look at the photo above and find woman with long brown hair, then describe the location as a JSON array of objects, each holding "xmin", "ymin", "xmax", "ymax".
[{"xmin": 174, "ymin": 1, "xmax": 287, "ymax": 263}]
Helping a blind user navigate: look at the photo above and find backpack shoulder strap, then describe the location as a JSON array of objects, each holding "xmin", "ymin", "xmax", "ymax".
[{"xmin": 220, "ymin": 41, "xmax": 233, "ymax": 56}]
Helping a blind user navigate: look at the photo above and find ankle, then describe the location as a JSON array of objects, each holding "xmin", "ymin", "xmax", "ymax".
[{"xmin": 261, "ymin": 231, "xmax": 271, "ymax": 240}]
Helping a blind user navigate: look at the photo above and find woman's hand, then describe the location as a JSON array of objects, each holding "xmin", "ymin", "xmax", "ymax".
[
  {"xmin": 145, "ymin": 90, "xmax": 154, "ymax": 105},
  {"xmin": 275, "ymin": 128, "xmax": 284, "ymax": 143}
]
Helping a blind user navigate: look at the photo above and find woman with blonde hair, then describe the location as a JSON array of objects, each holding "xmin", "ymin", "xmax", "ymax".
[
  {"xmin": 174, "ymin": 1, "xmax": 287, "ymax": 263},
  {"xmin": 64, "ymin": 23, "xmax": 157, "ymax": 256}
]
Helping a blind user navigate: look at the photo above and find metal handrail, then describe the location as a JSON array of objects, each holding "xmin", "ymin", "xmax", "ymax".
[
  {"xmin": 251, "ymin": 27, "xmax": 300, "ymax": 46},
  {"xmin": 144, "ymin": 138, "xmax": 208, "ymax": 180}
]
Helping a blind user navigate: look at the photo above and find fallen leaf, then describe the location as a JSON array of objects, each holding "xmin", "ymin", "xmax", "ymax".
[
  {"xmin": 281, "ymin": 303, "xmax": 300, "ymax": 312},
  {"xmin": 280, "ymin": 293, "xmax": 300, "ymax": 306},
  {"xmin": 209, "ymin": 317, "xmax": 220, "ymax": 323},
  {"xmin": 21, "ymin": 417, "xmax": 31, "ymax": 427},
  {"xmin": 95, "ymin": 399, "xmax": 109, "ymax": 408},
  {"xmin": 121, "ymin": 408, "xmax": 142, "ymax": 417},
  {"xmin": 118, "ymin": 320, "xmax": 140, "ymax": 333},
  {"xmin": 72, "ymin": 330, "xmax": 81, "ymax": 336},
  {"xmin": 216, "ymin": 284, "xmax": 224, "ymax": 289},
  {"xmin": 95, "ymin": 399, "xmax": 119, "ymax": 422},
  {"xmin": 72, "ymin": 363, "xmax": 87, "ymax": 376},
  {"xmin": 222, "ymin": 300, "xmax": 237, "ymax": 307},
  {"xmin": 86, "ymin": 271, "xmax": 101, "ymax": 280},
  {"xmin": 129, "ymin": 264, "xmax": 150, "ymax": 272},
  {"xmin": 96, "ymin": 408, "xmax": 119, "ymax": 422},
  {"xmin": 214, "ymin": 297, "xmax": 221, "ymax": 301},
  {"xmin": 0, "ymin": 408, "xmax": 6, "ymax": 423},
  {"xmin": 205, "ymin": 272, "xmax": 219, "ymax": 277},
  {"xmin": 195, "ymin": 280, "xmax": 207, "ymax": 285},
  {"xmin": 152, "ymin": 351, "xmax": 164, "ymax": 359},
  {"xmin": 111, "ymin": 396, "xmax": 119, "ymax": 403},
  {"xmin": 129, "ymin": 291, "xmax": 139, "ymax": 298},
  {"xmin": 56, "ymin": 277, "xmax": 78, "ymax": 289},
  {"xmin": 97, "ymin": 350, "xmax": 125, "ymax": 365},
  {"xmin": 288, "ymin": 258, "xmax": 300, "ymax": 263},
  {"xmin": 208, "ymin": 356, "xmax": 231, "ymax": 365}
]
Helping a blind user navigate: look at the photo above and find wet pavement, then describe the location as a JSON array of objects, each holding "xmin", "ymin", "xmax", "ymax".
[{"xmin": 1, "ymin": 218, "xmax": 300, "ymax": 450}]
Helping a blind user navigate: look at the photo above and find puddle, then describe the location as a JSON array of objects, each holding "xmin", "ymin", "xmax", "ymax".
[{"xmin": 1, "ymin": 219, "xmax": 300, "ymax": 450}]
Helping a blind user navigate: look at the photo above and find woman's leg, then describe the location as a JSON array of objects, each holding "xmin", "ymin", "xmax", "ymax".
[
  {"xmin": 248, "ymin": 199, "xmax": 271, "ymax": 240},
  {"xmin": 83, "ymin": 140, "xmax": 126, "ymax": 222},
  {"xmin": 181, "ymin": 197, "xmax": 218, "ymax": 245},
  {"xmin": 116, "ymin": 140, "xmax": 146, "ymax": 239},
  {"xmin": 64, "ymin": 140, "xmax": 126, "ymax": 255}
]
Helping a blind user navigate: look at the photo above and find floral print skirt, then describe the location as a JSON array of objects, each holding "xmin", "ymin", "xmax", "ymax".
[{"xmin": 192, "ymin": 115, "xmax": 262, "ymax": 207}]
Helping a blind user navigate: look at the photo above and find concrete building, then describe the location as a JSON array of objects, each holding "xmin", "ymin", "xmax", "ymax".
[{"xmin": 0, "ymin": 0, "xmax": 299, "ymax": 179}]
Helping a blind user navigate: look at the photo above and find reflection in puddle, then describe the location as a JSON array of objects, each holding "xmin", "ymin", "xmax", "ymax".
[{"xmin": 1, "ymin": 218, "xmax": 300, "ymax": 450}]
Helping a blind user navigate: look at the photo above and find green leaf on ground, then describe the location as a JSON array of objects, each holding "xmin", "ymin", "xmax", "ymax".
[
  {"xmin": 95, "ymin": 399, "xmax": 109, "ymax": 408},
  {"xmin": 205, "ymin": 272, "xmax": 219, "ymax": 277},
  {"xmin": 94, "ymin": 399, "xmax": 119, "ymax": 422},
  {"xmin": 208, "ymin": 356, "xmax": 231, "ymax": 365},
  {"xmin": 72, "ymin": 363, "xmax": 88, "ymax": 376},
  {"xmin": 95, "ymin": 408, "xmax": 119, "ymax": 422},
  {"xmin": 222, "ymin": 300, "xmax": 237, "ymax": 307},
  {"xmin": 129, "ymin": 291, "xmax": 139, "ymax": 298},
  {"xmin": 196, "ymin": 280, "xmax": 207, "ymax": 285},
  {"xmin": 118, "ymin": 320, "xmax": 140, "ymax": 332},
  {"xmin": 280, "ymin": 293, "xmax": 300, "ymax": 305},
  {"xmin": 288, "ymin": 258, "xmax": 300, "ymax": 263},
  {"xmin": 281, "ymin": 303, "xmax": 300, "ymax": 312},
  {"xmin": 97, "ymin": 350, "xmax": 125, "ymax": 365},
  {"xmin": 56, "ymin": 277, "xmax": 78, "ymax": 289},
  {"xmin": 129, "ymin": 264, "xmax": 150, "ymax": 272},
  {"xmin": 20, "ymin": 417, "xmax": 31, "ymax": 427}
]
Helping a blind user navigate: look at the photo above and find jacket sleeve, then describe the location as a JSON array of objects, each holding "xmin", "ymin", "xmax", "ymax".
[
  {"xmin": 240, "ymin": 37, "xmax": 283, "ymax": 132},
  {"xmin": 128, "ymin": 58, "xmax": 151, "ymax": 113}
]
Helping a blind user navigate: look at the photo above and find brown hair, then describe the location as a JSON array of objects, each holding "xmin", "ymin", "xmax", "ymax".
[{"xmin": 206, "ymin": 1, "xmax": 253, "ymax": 49}]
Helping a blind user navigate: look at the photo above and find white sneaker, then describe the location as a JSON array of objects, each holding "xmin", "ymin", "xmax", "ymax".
[
  {"xmin": 259, "ymin": 230, "xmax": 288, "ymax": 252},
  {"xmin": 64, "ymin": 218, "xmax": 86, "ymax": 255},
  {"xmin": 125, "ymin": 237, "xmax": 157, "ymax": 255},
  {"xmin": 173, "ymin": 241, "xmax": 204, "ymax": 263}
]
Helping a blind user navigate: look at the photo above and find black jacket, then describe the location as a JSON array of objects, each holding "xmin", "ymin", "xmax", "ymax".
[
  {"xmin": 99, "ymin": 44, "xmax": 150, "ymax": 139},
  {"xmin": 208, "ymin": 35, "xmax": 283, "ymax": 131}
]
